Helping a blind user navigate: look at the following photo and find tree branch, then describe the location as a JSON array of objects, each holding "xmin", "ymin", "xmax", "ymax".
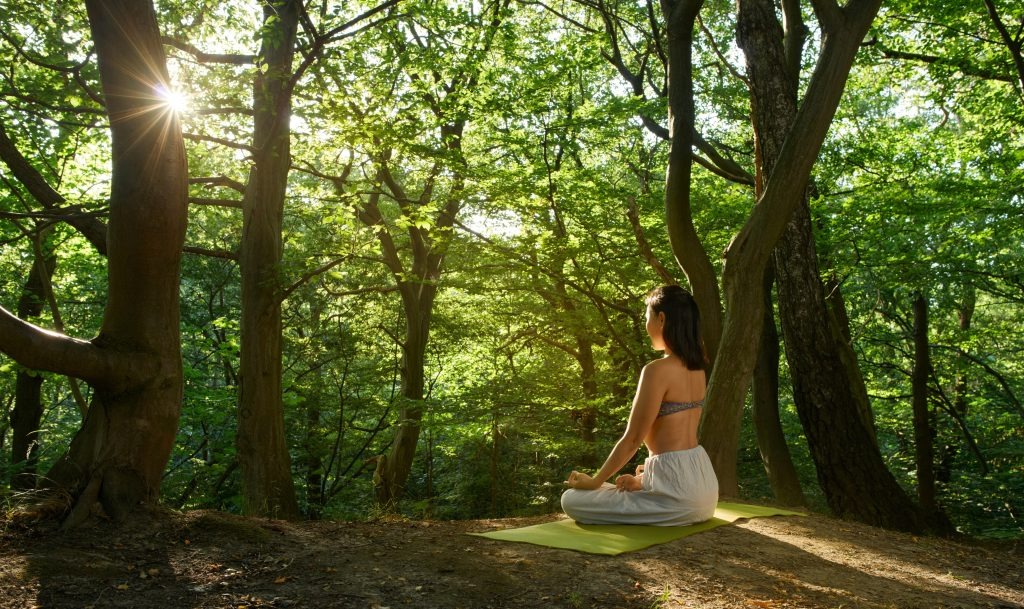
[
  {"xmin": 0, "ymin": 306, "xmax": 146, "ymax": 389},
  {"xmin": 870, "ymin": 41, "xmax": 1015, "ymax": 83},
  {"xmin": 162, "ymin": 36, "xmax": 256, "ymax": 65},
  {"xmin": 279, "ymin": 255, "xmax": 353, "ymax": 303},
  {"xmin": 189, "ymin": 196, "xmax": 243, "ymax": 209},
  {"xmin": 0, "ymin": 120, "xmax": 109, "ymax": 254},
  {"xmin": 982, "ymin": 0, "xmax": 1024, "ymax": 97},
  {"xmin": 183, "ymin": 132, "xmax": 255, "ymax": 153},
  {"xmin": 183, "ymin": 246, "xmax": 239, "ymax": 260},
  {"xmin": 190, "ymin": 176, "xmax": 246, "ymax": 194}
]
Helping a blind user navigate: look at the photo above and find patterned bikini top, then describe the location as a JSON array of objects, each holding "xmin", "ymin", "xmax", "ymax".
[{"xmin": 658, "ymin": 398, "xmax": 704, "ymax": 417}]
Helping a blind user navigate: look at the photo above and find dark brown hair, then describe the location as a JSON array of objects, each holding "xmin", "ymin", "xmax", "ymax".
[{"xmin": 645, "ymin": 285, "xmax": 706, "ymax": 370}]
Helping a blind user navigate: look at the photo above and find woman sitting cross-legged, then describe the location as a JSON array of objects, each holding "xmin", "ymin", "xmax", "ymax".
[{"xmin": 561, "ymin": 285, "xmax": 718, "ymax": 526}]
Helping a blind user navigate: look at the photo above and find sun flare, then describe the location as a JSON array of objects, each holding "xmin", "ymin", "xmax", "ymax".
[{"xmin": 155, "ymin": 84, "xmax": 189, "ymax": 114}]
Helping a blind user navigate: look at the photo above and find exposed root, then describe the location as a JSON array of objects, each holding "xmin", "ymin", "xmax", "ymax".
[
  {"xmin": 61, "ymin": 473, "xmax": 103, "ymax": 531},
  {"xmin": 5, "ymin": 487, "xmax": 74, "ymax": 529}
]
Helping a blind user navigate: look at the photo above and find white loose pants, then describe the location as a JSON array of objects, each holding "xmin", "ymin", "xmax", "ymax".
[{"xmin": 561, "ymin": 446, "xmax": 719, "ymax": 526}]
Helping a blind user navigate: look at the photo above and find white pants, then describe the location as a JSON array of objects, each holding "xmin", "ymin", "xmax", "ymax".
[{"xmin": 561, "ymin": 446, "xmax": 719, "ymax": 526}]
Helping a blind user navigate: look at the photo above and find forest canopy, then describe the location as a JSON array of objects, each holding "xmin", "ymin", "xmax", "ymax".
[{"xmin": 0, "ymin": 0, "xmax": 1021, "ymax": 539}]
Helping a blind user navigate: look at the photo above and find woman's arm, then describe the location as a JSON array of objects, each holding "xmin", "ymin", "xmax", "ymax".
[{"xmin": 565, "ymin": 362, "xmax": 665, "ymax": 489}]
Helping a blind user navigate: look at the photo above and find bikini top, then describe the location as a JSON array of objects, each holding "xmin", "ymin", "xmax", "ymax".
[{"xmin": 657, "ymin": 398, "xmax": 704, "ymax": 417}]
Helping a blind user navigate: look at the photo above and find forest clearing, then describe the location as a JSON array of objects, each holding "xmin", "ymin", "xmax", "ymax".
[
  {"xmin": 1, "ymin": 0, "xmax": 1023, "ymax": 607},
  {"xmin": 1, "ymin": 505, "xmax": 1022, "ymax": 609}
]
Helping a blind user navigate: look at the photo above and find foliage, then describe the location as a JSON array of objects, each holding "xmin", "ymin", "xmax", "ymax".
[{"xmin": 0, "ymin": 0, "xmax": 1020, "ymax": 538}]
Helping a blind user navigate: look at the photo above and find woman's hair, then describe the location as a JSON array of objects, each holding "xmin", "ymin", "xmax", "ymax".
[{"xmin": 645, "ymin": 285, "xmax": 706, "ymax": 370}]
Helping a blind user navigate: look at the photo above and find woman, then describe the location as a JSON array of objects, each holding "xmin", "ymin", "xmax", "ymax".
[{"xmin": 561, "ymin": 285, "xmax": 718, "ymax": 525}]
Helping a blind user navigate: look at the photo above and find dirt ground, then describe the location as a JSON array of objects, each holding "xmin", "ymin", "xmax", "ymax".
[{"xmin": 1, "ymin": 505, "xmax": 1022, "ymax": 609}]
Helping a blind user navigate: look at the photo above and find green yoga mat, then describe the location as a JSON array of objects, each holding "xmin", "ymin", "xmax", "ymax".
[{"xmin": 470, "ymin": 502, "xmax": 804, "ymax": 555}]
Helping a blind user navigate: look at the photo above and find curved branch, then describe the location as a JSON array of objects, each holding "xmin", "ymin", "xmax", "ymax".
[
  {"xmin": 982, "ymin": 0, "xmax": 1024, "ymax": 97},
  {"xmin": 0, "ymin": 120, "xmax": 109, "ymax": 254},
  {"xmin": 0, "ymin": 306, "xmax": 142, "ymax": 389}
]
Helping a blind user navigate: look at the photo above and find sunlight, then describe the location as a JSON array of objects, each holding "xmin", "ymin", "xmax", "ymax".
[{"xmin": 155, "ymin": 84, "xmax": 190, "ymax": 114}]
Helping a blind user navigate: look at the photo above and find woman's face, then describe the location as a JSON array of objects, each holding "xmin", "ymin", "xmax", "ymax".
[{"xmin": 645, "ymin": 304, "xmax": 666, "ymax": 351}]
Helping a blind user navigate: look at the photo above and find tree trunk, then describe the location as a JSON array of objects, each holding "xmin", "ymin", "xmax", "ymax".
[
  {"xmin": 735, "ymin": 0, "xmax": 923, "ymax": 530},
  {"xmin": 912, "ymin": 293, "xmax": 936, "ymax": 513},
  {"xmin": 576, "ymin": 336, "xmax": 599, "ymax": 467},
  {"xmin": 11, "ymin": 233, "xmax": 57, "ymax": 490},
  {"xmin": 305, "ymin": 403, "xmax": 324, "ymax": 519},
  {"xmin": 236, "ymin": 0, "xmax": 300, "ymax": 519},
  {"xmin": 940, "ymin": 286, "xmax": 975, "ymax": 482},
  {"xmin": 776, "ymin": 204, "xmax": 921, "ymax": 530},
  {"xmin": 751, "ymin": 264, "xmax": 806, "ymax": 506},
  {"xmin": 699, "ymin": 0, "xmax": 883, "ymax": 498},
  {"xmin": 824, "ymin": 276, "xmax": 876, "ymax": 440},
  {"xmin": 374, "ymin": 294, "xmax": 433, "ymax": 508},
  {"xmin": 361, "ymin": 6, "xmax": 505, "ymax": 510},
  {"xmin": 659, "ymin": 0, "xmax": 723, "ymax": 373},
  {"xmin": 0, "ymin": 0, "xmax": 189, "ymax": 525}
]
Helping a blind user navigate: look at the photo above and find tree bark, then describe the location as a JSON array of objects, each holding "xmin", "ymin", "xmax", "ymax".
[
  {"xmin": 912, "ymin": 293, "xmax": 937, "ymax": 513},
  {"xmin": 11, "ymin": 233, "xmax": 57, "ymax": 490},
  {"xmin": 0, "ymin": 0, "xmax": 189, "ymax": 525},
  {"xmin": 659, "ymin": 0, "xmax": 723, "ymax": 374},
  {"xmin": 237, "ymin": 0, "xmax": 301, "ymax": 519},
  {"xmin": 751, "ymin": 263, "xmax": 806, "ymax": 506},
  {"xmin": 699, "ymin": 0, "xmax": 883, "ymax": 499},
  {"xmin": 374, "ymin": 296, "xmax": 435, "ymax": 507},
  {"xmin": 732, "ymin": 0, "xmax": 924, "ymax": 530}
]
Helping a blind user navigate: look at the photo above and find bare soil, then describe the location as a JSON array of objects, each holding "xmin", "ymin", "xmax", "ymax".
[{"xmin": 1, "ymin": 505, "xmax": 1021, "ymax": 609}]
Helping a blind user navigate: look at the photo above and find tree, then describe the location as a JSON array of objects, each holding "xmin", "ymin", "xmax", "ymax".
[
  {"xmin": 736, "ymin": 0, "xmax": 927, "ymax": 529},
  {"xmin": 236, "ymin": 0, "xmax": 302, "ymax": 520},
  {"xmin": 0, "ymin": 0, "xmax": 188, "ymax": 523},
  {"xmin": 698, "ymin": 0, "xmax": 884, "ymax": 512}
]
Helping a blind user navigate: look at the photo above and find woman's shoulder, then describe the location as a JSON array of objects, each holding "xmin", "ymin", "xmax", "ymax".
[
  {"xmin": 642, "ymin": 357, "xmax": 677, "ymax": 377},
  {"xmin": 642, "ymin": 357, "xmax": 704, "ymax": 382}
]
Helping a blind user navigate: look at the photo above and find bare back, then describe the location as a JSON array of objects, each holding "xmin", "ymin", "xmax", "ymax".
[{"xmin": 643, "ymin": 356, "xmax": 705, "ymax": 454}]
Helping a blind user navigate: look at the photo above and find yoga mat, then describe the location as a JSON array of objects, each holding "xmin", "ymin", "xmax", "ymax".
[{"xmin": 470, "ymin": 501, "xmax": 804, "ymax": 555}]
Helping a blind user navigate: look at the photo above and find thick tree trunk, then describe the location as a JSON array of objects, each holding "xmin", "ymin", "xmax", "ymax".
[
  {"xmin": 736, "ymin": 0, "xmax": 923, "ymax": 530},
  {"xmin": 699, "ymin": 0, "xmax": 883, "ymax": 497},
  {"xmin": 659, "ymin": 0, "xmax": 723, "ymax": 373},
  {"xmin": 776, "ymin": 205, "xmax": 921, "ymax": 530},
  {"xmin": 237, "ymin": 0, "xmax": 300, "ymax": 519},
  {"xmin": 824, "ymin": 276, "xmax": 876, "ymax": 440},
  {"xmin": 912, "ymin": 294, "xmax": 937, "ymax": 513},
  {"xmin": 751, "ymin": 264, "xmax": 806, "ymax": 506},
  {"xmin": 0, "ymin": 0, "xmax": 191, "ymax": 525},
  {"xmin": 11, "ymin": 235, "xmax": 56, "ymax": 490}
]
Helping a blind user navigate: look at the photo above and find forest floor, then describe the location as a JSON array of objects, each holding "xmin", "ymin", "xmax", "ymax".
[{"xmin": 0, "ymin": 502, "xmax": 1022, "ymax": 609}]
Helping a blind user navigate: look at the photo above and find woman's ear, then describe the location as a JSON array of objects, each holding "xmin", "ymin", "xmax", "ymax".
[{"xmin": 658, "ymin": 311, "xmax": 666, "ymax": 325}]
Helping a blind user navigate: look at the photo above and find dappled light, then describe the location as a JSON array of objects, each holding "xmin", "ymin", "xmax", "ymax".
[{"xmin": 0, "ymin": 0, "xmax": 1022, "ymax": 606}]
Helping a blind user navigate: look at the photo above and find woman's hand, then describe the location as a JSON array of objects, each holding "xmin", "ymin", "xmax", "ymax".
[
  {"xmin": 564, "ymin": 470, "xmax": 603, "ymax": 490},
  {"xmin": 615, "ymin": 474, "xmax": 643, "ymax": 492}
]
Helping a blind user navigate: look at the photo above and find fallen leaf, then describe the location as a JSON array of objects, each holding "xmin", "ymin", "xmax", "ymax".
[
  {"xmin": 115, "ymin": 584, "xmax": 129, "ymax": 591},
  {"xmin": 274, "ymin": 576, "xmax": 288, "ymax": 584}
]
